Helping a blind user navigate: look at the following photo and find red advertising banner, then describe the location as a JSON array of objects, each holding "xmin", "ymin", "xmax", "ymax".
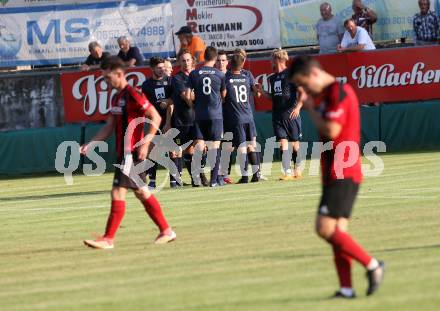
[
  {"xmin": 61, "ymin": 67, "xmax": 152, "ymax": 123},
  {"xmin": 61, "ymin": 46, "xmax": 440, "ymax": 122}
]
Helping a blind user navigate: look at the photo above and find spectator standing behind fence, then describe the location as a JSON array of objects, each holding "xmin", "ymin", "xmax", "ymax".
[
  {"xmin": 116, "ymin": 36, "xmax": 143, "ymax": 67},
  {"xmin": 352, "ymin": 0, "xmax": 377, "ymax": 38},
  {"xmin": 413, "ymin": 0, "xmax": 439, "ymax": 46},
  {"xmin": 338, "ymin": 19, "xmax": 376, "ymax": 52},
  {"xmin": 316, "ymin": 3, "xmax": 345, "ymax": 54},
  {"xmin": 81, "ymin": 41, "xmax": 110, "ymax": 71},
  {"xmin": 175, "ymin": 26, "xmax": 206, "ymax": 63}
]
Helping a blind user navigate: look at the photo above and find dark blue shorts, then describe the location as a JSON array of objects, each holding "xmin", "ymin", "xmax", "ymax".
[
  {"xmin": 272, "ymin": 117, "xmax": 302, "ymax": 142},
  {"xmin": 228, "ymin": 122, "xmax": 257, "ymax": 148},
  {"xmin": 194, "ymin": 119, "xmax": 223, "ymax": 141},
  {"xmin": 174, "ymin": 125, "xmax": 195, "ymax": 146}
]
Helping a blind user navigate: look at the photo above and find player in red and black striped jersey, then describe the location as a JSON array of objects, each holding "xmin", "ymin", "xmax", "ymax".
[
  {"xmin": 81, "ymin": 56, "xmax": 176, "ymax": 249},
  {"xmin": 288, "ymin": 56, "xmax": 385, "ymax": 298}
]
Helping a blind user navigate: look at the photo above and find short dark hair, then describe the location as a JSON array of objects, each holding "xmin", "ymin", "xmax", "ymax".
[
  {"xmin": 88, "ymin": 41, "xmax": 101, "ymax": 52},
  {"xmin": 204, "ymin": 46, "xmax": 218, "ymax": 62},
  {"xmin": 150, "ymin": 56, "xmax": 165, "ymax": 68},
  {"xmin": 217, "ymin": 50, "xmax": 227, "ymax": 57},
  {"xmin": 101, "ymin": 56, "xmax": 125, "ymax": 71},
  {"xmin": 288, "ymin": 55, "xmax": 321, "ymax": 79},
  {"xmin": 230, "ymin": 54, "xmax": 244, "ymax": 71},
  {"xmin": 344, "ymin": 18, "xmax": 355, "ymax": 27}
]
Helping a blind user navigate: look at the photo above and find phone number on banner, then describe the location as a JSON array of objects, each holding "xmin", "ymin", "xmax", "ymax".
[{"xmin": 210, "ymin": 39, "xmax": 265, "ymax": 49}]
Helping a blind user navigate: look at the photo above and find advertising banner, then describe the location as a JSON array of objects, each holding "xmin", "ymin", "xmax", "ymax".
[
  {"xmin": 61, "ymin": 67, "xmax": 153, "ymax": 123},
  {"xmin": 171, "ymin": 0, "xmax": 281, "ymax": 52},
  {"xmin": 252, "ymin": 46, "xmax": 440, "ymax": 110},
  {"xmin": 0, "ymin": 0, "xmax": 174, "ymax": 67},
  {"xmin": 61, "ymin": 46, "xmax": 440, "ymax": 121},
  {"xmin": 280, "ymin": 0, "xmax": 433, "ymax": 47}
]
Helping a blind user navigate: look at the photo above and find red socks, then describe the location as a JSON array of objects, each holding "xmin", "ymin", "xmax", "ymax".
[
  {"xmin": 141, "ymin": 194, "xmax": 169, "ymax": 232},
  {"xmin": 104, "ymin": 200, "xmax": 126, "ymax": 239},
  {"xmin": 333, "ymin": 244, "xmax": 352, "ymax": 288},
  {"xmin": 330, "ymin": 227, "xmax": 372, "ymax": 267}
]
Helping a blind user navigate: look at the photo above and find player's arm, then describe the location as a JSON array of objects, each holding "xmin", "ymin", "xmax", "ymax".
[
  {"xmin": 220, "ymin": 75, "xmax": 227, "ymax": 101},
  {"xmin": 302, "ymin": 97, "xmax": 342, "ymax": 140},
  {"xmin": 221, "ymin": 89, "xmax": 227, "ymax": 100},
  {"xmin": 184, "ymin": 88, "xmax": 194, "ymax": 107},
  {"xmin": 180, "ymin": 90, "xmax": 193, "ymax": 106},
  {"xmin": 290, "ymin": 87, "xmax": 305, "ymax": 119},
  {"xmin": 184, "ymin": 73, "xmax": 195, "ymax": 107},
  {"xmin": 159, "ymin": 98, "xmax": 173, "ymax": 110},
  {"xmin": 80, "ymin": 114, "xmax": 115, "ymax": 154},
  {"xmin": 163, "ymin": 99, "xmax": 174, "ymax": 133},
  {"xmin": 251, "ymin": 85, "xmax": 262, "ymax": 98},
  {"xmin": 255, "ymin": 83, "xmax": 271, "ymax": 99}
]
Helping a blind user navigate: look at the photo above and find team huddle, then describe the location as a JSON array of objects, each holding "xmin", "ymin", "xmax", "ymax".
[
  {"xmin": 139, "ymin": 47, "xmax": 303, "ymax": 189},
  {"xmin": 79, "ymin": 46, "xmax": 385, "ymax": 299}
]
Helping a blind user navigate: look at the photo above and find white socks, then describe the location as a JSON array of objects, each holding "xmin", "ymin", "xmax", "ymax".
[
  {"xmin": 340, "ymin": 287, "xmax": 354, "ymax": 296},
  {"xmin": 367, "ymin": 258, "xmax": 379, "ymax": 271}
]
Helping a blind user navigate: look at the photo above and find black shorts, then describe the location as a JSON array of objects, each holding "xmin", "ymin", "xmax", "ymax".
[
  {"xmin": 194, "ymin": 119, "xmax": 223, "ymax": 141},
  {"xmin": 272, "ymin": 117, "xmax": 302, "ymax": 142},
  {"xmin": 175, "ymin": 125, "xmax": 195, "ymax": 146},
  {"xmin": 229, "ymin": 122, "xmax": 257, "ymax": 148},
  {"xmin": 113, "ymin": 152, "xmax": 147, "ymax": 189},
  {"xmin": 318, "ymin": 179, "xmax": 360, "ymax": 219}
]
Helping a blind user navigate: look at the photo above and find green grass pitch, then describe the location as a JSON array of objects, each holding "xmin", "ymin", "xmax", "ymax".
[{"xmin": 1, "ymin": 152, "xmax": 439, "ymax": 311}]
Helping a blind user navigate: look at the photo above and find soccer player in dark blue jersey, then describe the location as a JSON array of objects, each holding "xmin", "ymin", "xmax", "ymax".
[
  {"xmin": 185, "ymin": 46, "xmax": 226, "ymax": 187},
  {"xmin": 260, "ymin": 49, "xmax": 303, "ymax": 180},
  {"xmin": 215, "ymin": 50, "xmax": 234, "ymax": 184},
  {"xmin": 233, "ymin": 48, "xmax": 268, "ymax": 182},
  {"xmin": 141, "ymin": 57, "xmax": 176, "ymax": 188},
  {"xmin": 169, "ymin": 49, "xmax": 202, "ymax": 187},
  {"xmin": 224, "ymin": 54, "xmax": 261, "ymax": 183}
]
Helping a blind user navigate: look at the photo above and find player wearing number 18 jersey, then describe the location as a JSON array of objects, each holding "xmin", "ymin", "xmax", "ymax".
[
  {"xmin": 289, "ymin": 56, "xmax": 384, "ymax": 299},
  {"xmin": 186, "ymin": 46, "xmax": 226, "ymax": 187},
  {"xmin": 224, "ymin": 54, "xmax": 260, "ymax": 183}
]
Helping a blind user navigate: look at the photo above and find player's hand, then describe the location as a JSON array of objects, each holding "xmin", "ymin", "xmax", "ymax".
[
  {"xmin": 159, "ymin": 100, "xmax": 168, "ymax": 110},
  {"xmin": 290, "ymin": 107, "xmax": 301, "ymax": 119},
  {"xmin": 255, "ymin": 83, "xmax": 264, "ymax": 93},
  {"xmin": 337, "ymin": 45, "xmax": 343, "ymax": 53},
  {"xmin": 80, "ymin": 64, "xmax": 89, "ymax": 72},
  {"xmin": 79, "ymin": 144, "xmax": 89, "ymax": 155},
  {"xmin": 254, "ymin": 83, "xmax": 263, "ymax": 98},
  {"xmin": 138, "ymin": 143, "xmax": 150, "ymax": 161}
]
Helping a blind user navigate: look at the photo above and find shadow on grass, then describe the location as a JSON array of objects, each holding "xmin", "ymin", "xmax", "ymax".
[
  {"xmin": 375, "ymin": 244, "xmax": 440, "ymax": 253},
  {"xmin": 0, "ymin": 190, "xmax": 109, "ymax": 202}
]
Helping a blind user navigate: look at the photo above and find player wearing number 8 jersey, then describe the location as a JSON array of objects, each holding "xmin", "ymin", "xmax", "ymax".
[{"xmin": 185, "ymin": 46, "xmax": 227, "ymax": 187}]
